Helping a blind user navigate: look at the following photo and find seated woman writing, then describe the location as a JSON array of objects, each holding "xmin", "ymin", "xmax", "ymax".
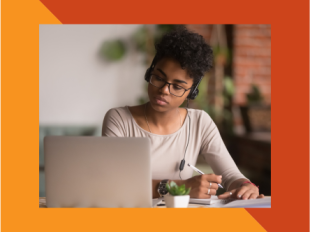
[{"xmin": 102, "ymin": 28, "xmax": 264, "ymax": 200}]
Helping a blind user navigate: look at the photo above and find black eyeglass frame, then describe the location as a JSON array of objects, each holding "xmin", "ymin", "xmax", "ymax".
[{"xmin": 149, "ymin": 74, "xmax": 193, "ymax": 97}]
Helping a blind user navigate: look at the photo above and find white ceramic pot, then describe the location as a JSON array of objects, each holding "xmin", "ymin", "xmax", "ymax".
[{"xmin": 164, "ymin": 195, "xmax": 190, "ymax": 208}]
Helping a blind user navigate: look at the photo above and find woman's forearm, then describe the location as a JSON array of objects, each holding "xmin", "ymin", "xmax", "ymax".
[{"xmin": 227, "ymin": 178, "xmax": 249, "ymax": 191}]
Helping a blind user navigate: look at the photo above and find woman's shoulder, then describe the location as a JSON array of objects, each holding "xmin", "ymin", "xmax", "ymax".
[
  {"xmin": 186, "ymin": 108, "xmax": 212, "ymax": 121},
  {"xmin": 104, "ymin": 106, "xmax": 132, "ymax": 121},
  {"xmin": 106, "ymin": 105, "xmax": 126, "ymax": 114},
  {"xmin": 104, "ymin": 104, "xmax": 146, "ymax": 122},
  {"xmin": 186, "ymin": 108, "xmax": 215, "ymax": 133}
]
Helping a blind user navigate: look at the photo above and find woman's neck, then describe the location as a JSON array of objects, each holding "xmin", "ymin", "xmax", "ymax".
[{"xmin": 144, "ymin": 102, "xmax": 181, "ymax": 130}]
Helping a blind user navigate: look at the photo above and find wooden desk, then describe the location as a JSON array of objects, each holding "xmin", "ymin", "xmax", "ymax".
[
  {"xmin": 39, "ymin": 197, "xmax": 271, "ymax": 208},
  {"xmin": 39, "ymin": 197, "xmax": 205, "ymax": 208}
]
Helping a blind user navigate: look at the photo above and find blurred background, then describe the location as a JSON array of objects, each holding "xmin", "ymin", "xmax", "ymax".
[{"xmin": 39, "ymin": 24, "xmax": 271, "ymax": 197}]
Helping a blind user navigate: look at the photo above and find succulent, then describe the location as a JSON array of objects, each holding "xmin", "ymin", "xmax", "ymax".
[{"xmin": 165, "ymin": 181, "xmax": 191, "ymax": 196}]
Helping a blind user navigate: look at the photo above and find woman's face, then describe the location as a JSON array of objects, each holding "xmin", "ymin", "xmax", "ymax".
[{"xmin": 147, "ymin": 57, "xmax": 194, "ymax": 112}]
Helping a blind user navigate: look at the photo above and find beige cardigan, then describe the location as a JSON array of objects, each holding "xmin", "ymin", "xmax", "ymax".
[{"xmin": 102, "ymin": 106, "xmax": 247, "ymax": 189}]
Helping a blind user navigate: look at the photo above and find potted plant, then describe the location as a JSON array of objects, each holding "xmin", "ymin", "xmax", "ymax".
[
  {"xmin": 164, "ymin": 181, "xmax": 191, "ymax": 208},
  {"xmin": 239, "ymin": 84, "xmax": 271, "ymax": 133}
]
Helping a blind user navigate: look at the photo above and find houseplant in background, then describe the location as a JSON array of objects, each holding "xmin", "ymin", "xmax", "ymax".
[
  {"xmin": 164, "ymin": 181, "xmax": 191, "ymax": 208},
  {"xmin": 239, "ymin": 84, "xmax": 271, "ymax": 133},
  {"xmin": 100, "ymin": 39, "xmax": 127, "ymax": 61}
]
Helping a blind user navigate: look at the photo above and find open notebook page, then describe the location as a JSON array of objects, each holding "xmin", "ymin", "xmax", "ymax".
[{"xmin": 189, "ymin": 195, "xmax": 233, "ymax": 205}]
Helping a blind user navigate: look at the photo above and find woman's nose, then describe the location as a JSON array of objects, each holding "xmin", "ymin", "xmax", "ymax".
[{"xmin": 159, "ymin": 83, "xmax": 170, "ymax": 94}]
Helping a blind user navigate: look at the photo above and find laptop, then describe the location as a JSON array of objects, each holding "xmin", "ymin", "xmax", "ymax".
[{"xmin": 44, "ymin": 136, "xmax": 152, "ymax": 208}]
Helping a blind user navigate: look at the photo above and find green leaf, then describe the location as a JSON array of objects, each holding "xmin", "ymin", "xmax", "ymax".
[
  {"xmin": 169, "ymin": 187, "xmax": 177, "ymax": 196},
  {"xmin": 185, "ymin": 187, "xmax": 191, "ymax": 195},
  {"xmin": 179, "ymin": 190, "xmax": 186, "ymax": 195},
  {"xmin": 165, "ymin": 181, "xmax": 191, "ymax": 196},
  {"xmin": 169, "ymin": 181, "xmax": 177, "ymax": 188},
  {"xmin": 179, "ymin": 184, "xmax": 185, "ymax": 192},
  {"xmin": 224, "ymin": 76, "xmax": 235, "ymax": 96},
  {"xmin": 175, "ymin": 188, "xmax": 181, "ymax": 195}
]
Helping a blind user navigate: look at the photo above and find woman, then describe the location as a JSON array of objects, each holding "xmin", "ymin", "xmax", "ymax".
[{"xmin": 102, "ymin": 28, "xmax": 264, "ymax": 200}]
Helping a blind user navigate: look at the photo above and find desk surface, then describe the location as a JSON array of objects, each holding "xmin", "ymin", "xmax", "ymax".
[
  {"xmin": 39, "ymin": 197, "xmax": 206, "ymax": 208},
  {"xmin": 39, "ymin": 197, "xmax": 270, "ymax": 208}
]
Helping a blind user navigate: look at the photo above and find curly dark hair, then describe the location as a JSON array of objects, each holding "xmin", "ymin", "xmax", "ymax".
[{"xmin": 153, "ymin": 27, "xmax": 213, "ymax": 86}]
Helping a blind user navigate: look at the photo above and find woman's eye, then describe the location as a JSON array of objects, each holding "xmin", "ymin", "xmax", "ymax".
[
  {"xmin": 155, "ymin": 76, "xmax": 164, "ymax": 81},
  {"xmin": 173, "ymin": 85, "xmax": 183, "ymax": 90}
]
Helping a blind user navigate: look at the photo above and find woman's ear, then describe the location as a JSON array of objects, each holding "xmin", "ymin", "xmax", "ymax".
[
  {"xmin": 184, "ymin": 91, "xmax": 190, "ymax": 99},
  {"xmin": 186, "ymin": 91, "xmax": 192, "ymax": 100}
]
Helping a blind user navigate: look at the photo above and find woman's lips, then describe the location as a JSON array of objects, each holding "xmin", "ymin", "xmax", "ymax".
[{"xmin": 154, "ymin": 97, "xmax": 168, "ymax": 105}]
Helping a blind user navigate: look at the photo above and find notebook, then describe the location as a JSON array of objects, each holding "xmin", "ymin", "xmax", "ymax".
[
  {"xmin": 221, "ymin": 197, "xmax": 271, "ymax": 208},
  {"xmin": 190, "ymin": 195, "xmax": 232, "ymax": 205},
  {"xmin": 190, "ymin": 196, "xmax": 271, "ymax": 208}
]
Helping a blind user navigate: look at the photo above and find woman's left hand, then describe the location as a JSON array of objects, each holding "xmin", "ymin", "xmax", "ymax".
[{"xmin": 218, "ymin": 183, "xmax": 264, "ymax": 200}]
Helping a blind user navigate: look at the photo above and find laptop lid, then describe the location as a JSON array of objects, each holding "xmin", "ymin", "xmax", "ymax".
[{"xmin": 44, "ymin": 136, "xmax": 152, "ymax": 208}]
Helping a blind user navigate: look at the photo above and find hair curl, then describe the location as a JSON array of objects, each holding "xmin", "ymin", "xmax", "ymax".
[{"xmin": 153, "ymin": 27, "xmax": 213, "ymax": 86}]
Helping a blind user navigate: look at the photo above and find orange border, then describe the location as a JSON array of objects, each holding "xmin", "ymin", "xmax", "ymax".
[{"xmin": 2, "ymin": 0, "xmax": 309, "ymax": 231}]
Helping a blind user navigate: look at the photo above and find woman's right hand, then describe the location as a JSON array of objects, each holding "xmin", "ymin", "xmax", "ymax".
[{"xmin": 181, "ymin": 174, "xmax": 222, "ymax": 199}]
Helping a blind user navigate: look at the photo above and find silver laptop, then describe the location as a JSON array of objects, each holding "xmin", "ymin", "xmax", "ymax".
[{"xmin": 44, "ymin": 136, "xmax": 152, "ymax": 208}]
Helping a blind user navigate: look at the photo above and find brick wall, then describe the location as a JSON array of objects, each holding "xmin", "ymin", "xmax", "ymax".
[
  {"xmin": 233, "ymin": 24, "xmax": 271, "ymax": 105},
  {"xmin": 185, "ymin": 24, "xmax": 271, "ymax": 131},
  {"xmin": 186, "ymin": 24, "xmax": 271, "ymax": 106}
]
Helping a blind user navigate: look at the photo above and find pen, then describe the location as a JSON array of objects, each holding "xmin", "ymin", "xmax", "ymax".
[{"xmin": 187, "ymin": 163, "xmax": 224, "ymax": 188}]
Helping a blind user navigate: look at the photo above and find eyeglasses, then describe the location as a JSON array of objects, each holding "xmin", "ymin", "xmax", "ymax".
[{"xmin": 149, "ymin": 74, "xmax": 192, "ymax": 97}]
